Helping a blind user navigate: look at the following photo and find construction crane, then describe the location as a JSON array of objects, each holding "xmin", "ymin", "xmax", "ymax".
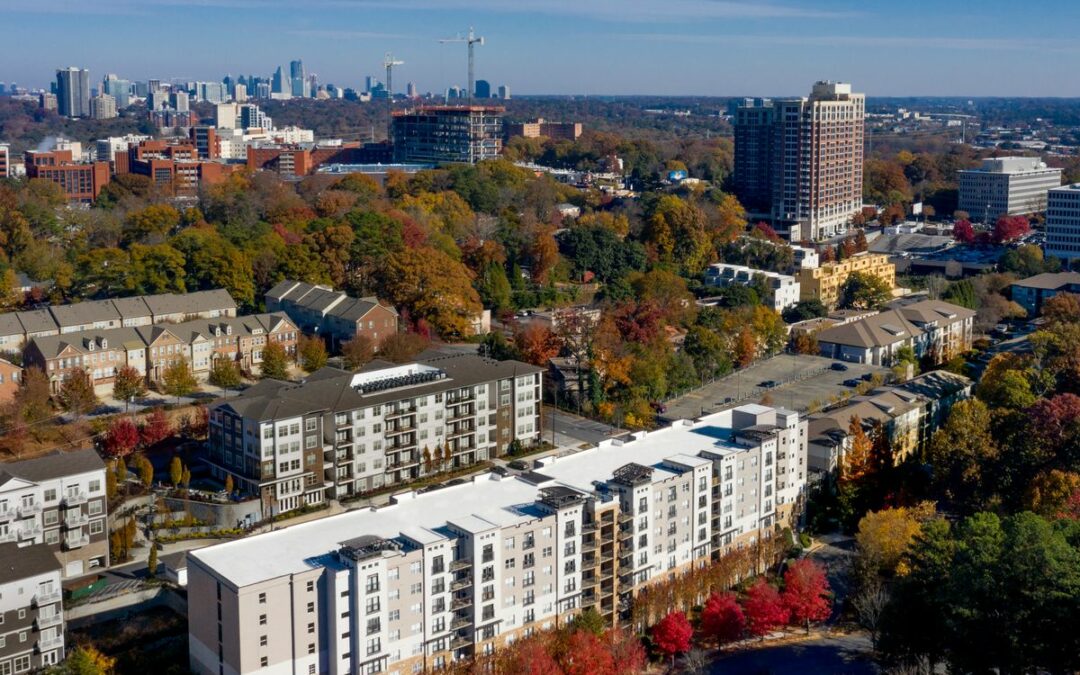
[
  {"xmin": 439, "ymin": 27, "xmax": 484, "ymax": 104},
  {"xmin": 383, "ymin": 52, "xmax": 404, "ymax": 140}
]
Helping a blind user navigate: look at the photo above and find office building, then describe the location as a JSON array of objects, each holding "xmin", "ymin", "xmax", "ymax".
[
  {"xmin": 474, "ymin": 79, "xmax": 491, "ymax": 99},
  {"xmin": 39, "ymin": 92, "xmax": 57, "ymax": 112},
  {"xmin": 497, "ymin": 85, "xmax": 510, "ymax": 100},
  {"xmin": 272, "ymin": 67, "xmax": 285, "ymax": 95},
  {"xmin": 392, "ymin": 106, "xmax": 504, "ymax": 165},
  {"xmin": 23, "ymin": 150, "xmax": 109, "ymax": 203},
  {"xmin": 114, "ymin": 139, "xmax": 237, "ymax": 195},
  {"xmin": 705, "ymin": 263, "xmax": 801, "ymax": 312},
  {"xmin": 239, "ymin": 104, "xmax": 272, "ymax": 131},
  {"xmin": 94, "ymin": 135, "xmax": 150, "ymax": 164},
  {"xmin": 102, "ymin": 74, "xmax": 130, "ymax": 108},
  {"xmin": 290, "ymin": 60, "xmax": 308, "ymax": 98},
  {"xmin": 1043, "ymin": 184, "xmax": 1080, "ymax": 261},
  {"xmin": 734, "ymin": 82, "xmax": 865, "ymax": 241},
  {"xmin": 215, "ymin": 102, "xmax": 238, "ymax": 129},
  {"xmin": 206, "ymin": 351, "xmax": 544, "ymax": 514},
  {"xmin": 198, "ymin": 82, "xmax": 227, "ymax": 104},
  {"xmin": 171, "ymin": 90, "xmax": 190, "ymax": 113},
  {"xmin": 189, "ymin": 403, "xmax": 806, "ymax": 675},
  {"xmin": 89, "ymin": 93, "xmax": 117, "ymax": 120},
  {"xmin": 0, "ymin": 144, "xmax": 9, "ymax": 178},
  {"xmin": 234, "ymin": 82, "xmax": 248, "ymax": 103},
  {"xmin": 958, "ymin": 157, "xmax": 1062, "ymax": 221},
  {"xmin": 265, "ymin": 280, "xmax": 398, "ymax": 349},
  {"xmin": 795, "ymin": 252, "xmax": 895, "ymax": 307},
  {"xmin": 0, "ymin": 543, "xmax": 65, "ymax": 670},
  {"xmin": 0, "ymin": 448, "xmax": 110, "ymax": 577},
  {"xmin": 406, "ymin": 82, "xmax": 418, "ymax": 98},
  {"xmin": 505, "ymin": 119, "xmax": 582, "ymax": 142},
  {"xmin": 55, "ymin": 67, "xmax": 90, "ymax": 118},
  {"xmin": 1008, "ymin": 271, "xmax": 1080, "ymax": 315},
  {"xmin": 365, "ymin": 75, "xmax": 379, "ymax": 94}
]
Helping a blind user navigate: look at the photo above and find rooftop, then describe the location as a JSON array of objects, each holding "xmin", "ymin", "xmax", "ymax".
[
  {"xmin": 1011, "ymin": 271, "xmax": 1080, "ymax": 291},
  {"xmin": 0, "ymin": 448, "xmax": 105, "ymax": 484},
  {"xmin": 0, "ymin": 543, "xmax": 61, "ymax": 584}
]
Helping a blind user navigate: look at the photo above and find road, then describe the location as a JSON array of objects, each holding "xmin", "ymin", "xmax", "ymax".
[{"xmin": 708, "ymin": 633, "xmax": 879, "ymax": 674}]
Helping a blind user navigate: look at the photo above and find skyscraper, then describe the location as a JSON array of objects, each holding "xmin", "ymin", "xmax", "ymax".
[
  {"xmin": 474, "ymin": 79, "xmax": 491, "ymax": 99},
  {"xmin": 406, "ymin": 81, "xmax": 418, "ymax": 98},
  {"xmin": 89, "ymin": 93, "xmax": 117, "ymax": 119},
  {"xmin": 289, "ymin": 59, "xmax": 308, "ymax": 98},
  {"xmin": 271, "ymin": 66, "xmax": 285, "ymax": 95},
  {"xmin": 734, "ymin": 81, "xmax": 864, "ymax": 241},
  {"xmin": 102, "ymin": 74, "xmax": 130, "ymax": 109},
  {"xmin": 55, "ymin": 67, "xmax": 90, "ymax": 118},
  {"xmin": 497, "ymin": 84, "xmax": 510, "ymax": 100}
]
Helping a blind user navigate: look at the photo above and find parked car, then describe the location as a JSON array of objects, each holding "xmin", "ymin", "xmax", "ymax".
[
  {"xmin": 759, "ymin": 380, "xmax": 779, "ymax": 388},
  {"xmin": 830, "ymin": 362, "xmax": 849, "ymax": 371},
  {"xmin": 507, "ymin": 460, "xmax": 529, "ymax": 471},
  {"xmin": 843, "ymin": 378, "xmax": 862, "ymax": 387}
]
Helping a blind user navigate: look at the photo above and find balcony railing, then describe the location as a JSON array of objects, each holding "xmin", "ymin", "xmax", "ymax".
[
  {"xmin": 36, "ymin": 636, "xmax": 63, "ymax": 652},
  {"xmin": 18, "ymin": 526, "xmax": 42, "ymax": 541},
  {"xmin": 450, "ymin": 578, "xmax": 472, "ymax": 592},
  {"xmin": 32, "ymin": 589, "xmax": 61, "ymax": 606},
  {"xmin": 17, "ymin": 503, "xmax": 41, "ymax": 518},
  {"xmin": 63, "ymin": 513, "xmax": 89, "ymax": 529},
  {"xmin": 35, "ymin": 613, "xmax": 62, "ymax": 631},
  {"xmin": 61, "ymin": 492, "xmax": 87, "ymax": 507},
  {"xmin": 450, "ymin": 559, "xmax": 472, "ymax": 572},
  {"xmin": 62, "ymin": 534, "xmax": 89, "ymax": 550},
  {"xmin": 0, "ymin": 508, "xmax": 14, "ymax": 522},
  {"xmin": 451, "ymin": 595, "xmax": 473, "ymax": 610}
]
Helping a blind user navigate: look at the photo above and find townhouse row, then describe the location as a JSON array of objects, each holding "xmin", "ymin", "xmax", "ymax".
[
  {"xmin": 23, "ymin": 313, "xmax": 298, "ymax": 395},
  {"xmin": 207, "ymin": 351, "xmax": 545, "ymax": 515},
  {"xmin": 188, "ymin": 403, "xmax": 807, "ymax": 675},
  {"xmin": 265, "ymin": 280, "xmax": 398, "ymax": 349},
  {"xmin": 0, "ymin": 289, "xmax": 237, "ymax": 356}
]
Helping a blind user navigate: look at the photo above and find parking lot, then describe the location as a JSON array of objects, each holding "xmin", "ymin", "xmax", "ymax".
[{"xmin": 661, "ymin": 354, "xmax": 892, "ymax": 421}]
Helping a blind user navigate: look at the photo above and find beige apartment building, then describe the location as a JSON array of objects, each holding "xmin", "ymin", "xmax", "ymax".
[
  {"xmin": 796, "ymin": 252, "xmax": 895, "ymax": 307},
  {"xmin": 188, "ymin": 404, "xmax": 808, "ymax": 675}
]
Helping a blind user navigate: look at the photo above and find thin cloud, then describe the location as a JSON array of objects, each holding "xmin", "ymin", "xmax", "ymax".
[
  {"xmin": 287, "ymin": 29, "xmax": 417, "ymax": 40},
  {"xmin": 614, "ymin": 32, "xmax": 1077, "ymax": 52}
]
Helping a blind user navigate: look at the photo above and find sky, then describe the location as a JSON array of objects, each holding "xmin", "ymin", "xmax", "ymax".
[{"xmin": 5, "ymin": 0, "xmax": 1080, "ymax": 97}]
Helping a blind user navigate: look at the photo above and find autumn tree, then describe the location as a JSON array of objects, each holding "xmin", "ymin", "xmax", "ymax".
[
  {"xmin": 856, "ymin": 506, "xmax": 929, "ymax": 578},
  {"xmin": 112, "ymin": 365, "xmax": 146, "ymax": 408},
  {"xmin": 103, "ymin": 417, "xmax": 140, "ymax": 458},
  {"xmin": 208, "ymin": 358, "xmax": 242, "ymax": 392},
  {"xmin": 953, "ymin": 219, "xmax": 976, "ymax": 244},
  {"xmin": 297, "ymin": 335, "xmax": 328, "ymax": 373},
  {"xmin": 700, "ymin": 592, "xmax": 745, "ymax": 645},
  {"xmin": 514, "ymin": 323, "xmax": 561, "ymax": 367},
  {"xmin": 147, "ymin": 543, "xmax": 158, "ymax": 577},
  {"xmin": 51, "ymin": 644, "xmax": 117, "ymax": 675},
  {"xmin": 161, "ymin": 356, "xmax": 198, "ymax": 402},
  {"xmin": 381, "ymin": 246, "xmax": 483, "ymax": 338},
  {"xmin": 838, "ymin": 271, "xmax": 892, "ymax": 310},
  {"xmin": 58, "ymin": 370, "xmax": 98, "ymax": 417},
  {"xmin": 379, "ymin": 332, "xmax": 430, "ymax": 363},
  {"xmin": 260, "ymin": 342, "xmax": 290, "ymax": 380},
  {"xmin": 140, "ymin": 409, "xmax": 173, "ymax": 447},
  {"xmin": 992, "ymin": 215, "xmax": 1031, "ymax": 244},
  {"xmin": 743, "ymin": 578, "xmax": 788, "ymax": 639},
  {"xmin": 169, "ymin": 456, "xmax": 183, "ymax": 487},
  {"xmin": 928, "ymin": 398, "xmax": 999, "ymax": 512},
  {"xmin": 136, "ymin": 454, "xmax": 154, "ymax": 488},
  {"xmin": 782, "ymin": 559, "xmax": 832, "ymax": 632},
  {"xmin": 341, "ymin": 335, "xmax": 376, "ymax": 370},
  {"xmin": 560, "ymin": 629, "xmax": 614, "ymax": 675},
  {"xmin": 651, "ymin": 611, "xmax": 693, "ymax": 666}
]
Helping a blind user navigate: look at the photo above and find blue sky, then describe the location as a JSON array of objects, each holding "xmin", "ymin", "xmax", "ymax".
[{"xmin": 5, "ymin": 0, "xmax": 1080, "ymax": 96}]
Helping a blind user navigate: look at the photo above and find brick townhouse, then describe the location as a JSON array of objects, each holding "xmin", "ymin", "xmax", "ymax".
[{"xmin": 265, "ymin": 280, "xmax": 398, "ymax": 349}]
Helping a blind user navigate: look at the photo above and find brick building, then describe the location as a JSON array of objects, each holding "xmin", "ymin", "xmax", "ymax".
[
  {"xmin": 23, "ymin": 150, "xmax": 110, "ymax": 203},
  {"xmin": 265, "ymin": 280, "xmax": 398, "ymax": 349}
]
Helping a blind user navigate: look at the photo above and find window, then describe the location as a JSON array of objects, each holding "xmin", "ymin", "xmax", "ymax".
[
  {"xmin": 260, "ymin": 635, "xmax": 267, "ymax": 646},
  {"xmin": 307, "ymin": 602, "xmax": 315, "ymax": 613},
  {"xmin": 366, "ymin": 597, "xmax": 381, "ymax": 614},
  {"xmin": 366, "ymin": 638, "xmax": 381, "ymax": 656},
  {"xmin": 13, "ymin": 656, "xmax": 30, "ymax": 674},
  {"xmin": 366, "ymin": 574, "xmax": 380, "ymax": 593},
  {"xmin": 259, "ymin": 614, "xmax": 267, "ymax": 625},
  {"xmin": 260, "ymin": 657, "xmax": 268, "ymax": 668},
  {"xmin": 308, "ymin": 623, "xmax": 315, "ymax": 634},
  {"xmin": 258, "ymin": 592, "xmax": 266, "ymax": 604}
]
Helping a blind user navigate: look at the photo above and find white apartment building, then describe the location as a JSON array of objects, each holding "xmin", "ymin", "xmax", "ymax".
[
  {"xmin": 95, "ymin": 134, "xmax": 151, "ymax": 163},
  {"xmin": 0, "ymin": 449, "xmax": 109, "ymax": 578},
  {"xmin": 958, "ymin": 157, "xmax": 1063, "ymax": 221},
  {"xmin": 208, "ymin": 353, "xmax": 544, "ymax": 516},
  {"xmin": 188, "ymin": 404, "xmax": 807, "ymax": 675},
  {"xmin": 705, "ymin": 263, "xmax": 801, "ymax": 312},
  {"xmin": 790, "ymin": 245, "xmax": 820, "ymax": 270},
  {"xmin": 0, "ymin": 543, "xmax": 65, "ymax": 671},
  {"xmin": 1045, "ymin": 183, "xmax": 1080, "ymax": 261}
]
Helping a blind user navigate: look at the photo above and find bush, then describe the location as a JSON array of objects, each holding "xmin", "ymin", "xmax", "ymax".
[{"xmin": 799, "ymin": 532, "xmax": 812, "ymax": 549}]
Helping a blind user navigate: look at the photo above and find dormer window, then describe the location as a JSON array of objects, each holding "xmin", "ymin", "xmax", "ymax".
[
  {"xmin": 226, "ymin": 325, "xmax": 233, "ymax": 336},
  {"xmin": 215, "ymin": 327, "xmax": 221, "ymax": 337},
  {"xmin": 86, "ymin": 341, "xmax": 95, "ymax": 351},
  {"xmin": 100, "ymin": 338, "xmax": 108, "ymax": 349}
]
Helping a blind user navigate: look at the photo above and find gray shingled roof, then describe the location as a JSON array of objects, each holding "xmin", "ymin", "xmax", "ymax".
[
  {"xmin": 0, "ymin": 542, "xmax": 61, "ymax": 583},
  {"xmin": 0, "ymin": 448, "xmax": 105, "ymax": 482},
  {"xmin": 49, "ymin": 299, "xmax": 122, "ymax": 328},
  {"xmin": 1011, "ymin": 271, "xmax": 1080, "ymax": 291},
  {"xmin": 815, "ymin": 309, "xmax": 924, "ymax": 349},
  {"xmin": 144, "ymin": 289, "xmax": 237, "ymax": 316},
  {"xmin": 17, "ymin": 309, "xmax": 58, "ymax": 334},
  {"xmin": 898, "ymin": 299, "xmax": 976, "ymax": 325}
]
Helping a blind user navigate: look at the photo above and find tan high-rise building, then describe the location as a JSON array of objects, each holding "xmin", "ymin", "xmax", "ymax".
[{"xmin": 735, "ymin": 81, "xmax": 865, "ymax": 241}]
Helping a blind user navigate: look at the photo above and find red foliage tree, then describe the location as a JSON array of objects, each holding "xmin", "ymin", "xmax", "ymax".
[
  {"xmin": 1026, "ymin": 394, "xmax": 1080, "ymax": 452},
  {"xmin": 605, "ymin": 628, "xmax": 646, "ymax": 673},
  {"xmin": 140, "ymin": 409, "xmax": 173, "ymax": 447},
  {"xmin": 751, "ymin": 221, "xmax": 782, "ymax": 243},
  {"xmin": 953, "ymin": 219, "xmax": 976, "ymax": 244},
  {"xmin": 781, "ymin": 559, "xmax": 832, "ymax": 632},
  {"xmin": 992, "ymin": 215, "xmax": 1031, "ymax": 244},
  {"xmin": 515, "ymin": 323, "xmax": 561, "ymax": 367},
  {"xmin": 612, "ymin": 300, "xmax": 664, "ymax": 344},
  {"xmin": 560, "ymin": 630, "xmax": 614, "ymax": 675},
  {"xmin": 501, "ymin": 637, "xmax": 563, "ymax": 675},
  {"xmin": 700, "ymin": 591, "xmax": 745, "ymax": 645},
  {"xmin": 743, "ymin": 578, "xmax": 788, "ymax": 638},
  {"xmin": 651, "ymin": 611, "xmax": 693, "ymax": 665},
  {"xmin": 103, "ymin": 418, "xmax": 140, "ymax": 458}
]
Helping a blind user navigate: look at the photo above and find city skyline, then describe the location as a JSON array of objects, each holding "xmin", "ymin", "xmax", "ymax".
[{"xmin": 4, "ymin": 0, "xmax": 1080, "ymax": 96}]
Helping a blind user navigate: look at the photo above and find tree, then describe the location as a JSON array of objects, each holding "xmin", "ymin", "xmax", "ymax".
[
  {"xmin": 381, "ymin": 246, "xmax": 483, "ymax": 338},
  {"xmin": 791, "ymin": 331, "xmax": 819, "ymax": 355},
  {"xmin": 112, "ymin": 365, "xmax": 146, "ymax": 407},
  {"xmin": 102, "ymin": 417, "xmax": 140, "ymax": 458},
  {"xmin": 260, "ymin": 341, "xmax": 290, "ymax": 380},
  {"xmin": 514, "ymin": 323, "xmax": 561, "ymax": 367},
  {"xmin": 560, "ymin": 629, "xmax": 614, "ymax": 675},
  {"xmin": 58, "ymin": 370, "xmax": 98, "ymax": 417},
  {"xmin": 605, "ymin": 628, "xmax": 646, "ymax": 673},
  {"xmin": 977, "ymin": 353, "xmax": 1037, "ymax": 410},
  {"xmin": 651, "ymin": 611, "xmax": 693, "ymax": 666},
  {"xmin": 105, "ymin": 462, "xmax": 117, "ymax": 500},
  {"xmin": 297, "ymin": 335, "xmax": 328, "ymax": 373},
  {"xmin": 570, "ymin": 607, "xmax": 606, "ymax": 636},
  {"xmin": 181, "ymin": 466, "xmax": 191, "ymax": 489},
  {"xmin": 208, "ymin": 358, "xmax": 242, "ymax": 392},
  {"xmin": 140, "ymin": 408, "xmax": 172, "ymax": 447},
  {"xmin": 743, "ymin": 578, "xmax": 788, "ymax": 638},
  {"xmin": 953, "ymin": 219, "xmax": 976, "ymax": 244},
  {"xmin": 136, "ymin": 454, "xmax": 154, "ymax": 488},
  {"xmin": 782, "ymin": 559, "xmax": 832, "ymax": 632},
  {"xmin": 14, "ymin": 366, "xmax": 51, "ymax": 424},
  {"xmin": 856, "ymin": 506, "xmax": 926, "ymax": 578},
  {"xmin": 782, "ymin": 299, "xmax": 827, "ymax": 324},
  {"xmin": 928, "ymin": 398, "xmax": 999, "ymax": 513},
  {"xmin": 498, "ymin": 636, "xmax": 563, "ymax": 675},
  {"xmin": 224, "ymin": 473, "xmax": 234, "ymax": 495},
  {"xmin": 700, "ymin": 592, "xmax": 745, "ymax": 645},
  {"xmin": 50, "ymin": 644, "xmax": 116, "ymax": 675},
  {"xmin": 169, "ymin": 456, "xmax": 183, "ymax": 488},
  {"xmin": 838, "ymin": 271, "xmax": 892, "ymax": 310},
  {"xmin": 992, "ymin": 215, "xmax": 1031, "ymax": 244},
  {"xmin": 378, "ymin": 332, "xmax": 430, "ymax": 363},
  {"xmin": 161, "ymin": 356, "xmax": 198, "ymax": 402},
  {"xmin": 147, "ymin": 543, "xmax": 158, "ymax": 577},
  {"xmin": 341, "ymin": 335, "xmax": 376, "ymax": 370},
  {"xmin": 1041, "ymin": 292, "xmax": 1080, "ymax": 325}
]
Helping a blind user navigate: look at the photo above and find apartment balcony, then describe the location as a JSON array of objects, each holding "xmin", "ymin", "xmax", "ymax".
[
  {"xmin": 62, "ymin": 533, "xmax": 89, "ymax": 550},
  {"xmin": 17, "ymin": 503, "xmax": 41, "ymax": 518},
  {"xmin": 599, "ymin": 546, "xmax": 615, "ymax": 561},
  {"xmin": 0, "ymin": 508, "xmax": 14, "ymax": 523},
  {"xmin": 18, "ymin": 525, "xmax": 42, "ymax": 541},
  {"xmin": 450, "ymin": 616, "xmax": 471, "ymax": 631},
  {"xmin": 618, "ymin": 512, "xmax": 633, "ymax": 524},
  {"xmin": 32, "ymin": 589, "xmax": 61, "ymax": 607},
  {"xmin": 581, "ymin": 538, "xmax": 597, "ymax": 553},
  {"xmin": 446, "ymin": 408, "xmax": 474, "ymax": 422},
  {"xmin": 450, "ymin": 559, "xmax": 472, "ymax": 572},
  {"xmin": 618, "ymin": 529, "xmax": 633, "ymax": 543},
  {"xmin": 581, "ymin": 574, "xmax": 598, "ymax": 588},
  {"xmin": 451, "ymin": 594, "xmax": 473, "ymax": 610},
  {"xmin": 581, "ymin": 521, "xmax": 598, "ymax": 534},
  {"xmin": 36, "ymin": 636, "xmax": 63, "ymax": 652},
  {"xmin": 450, "ymin": 578, "xmax": 473, "ymax": 592},
  {"xmin": 62, "ymin": 513, "xmax": 89, "ymax": 529},
  {"xmin": 385, "ymin": 423, "xmax": 416, "ymax": 437},
  {"xmin": 34, "ymin": 613, "xmax": 62, "ymax": 631},
  {"xmin": 619, "ymin": 552, "xmax": 633, "ymax": 567},
  {"xmin": 60, "ymin": 492, "xmax": 87, "ymax": 508},
  {"xmin": 385, "ymin": 406, "xmax": 417, "ymax": 421},
  {"xmin": 447, "ymin": 426, "xmax": 475, "ymax": 439},
  {"xmin": 451, "ymin": 634, "xmax": 473, "ymax": 650}
]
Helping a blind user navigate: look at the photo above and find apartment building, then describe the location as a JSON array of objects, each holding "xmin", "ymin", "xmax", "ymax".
[
  {"xmin": 1009, "ymin": 271, "xmax": 1080, "ymax": 315},
  {"xmin": 24, "ymin": 313, "xmax": 298, "ymax": 395},
  {"xmin": 266, "ymin": 280, "xmax": 398, "ymax": 349},
  {"xmin": 23, "ymin": 150, "xmax": 110, "ymax": 203},
  {"xmin": 0, "ymin": 448, "xmax": 109, "ymax": 578},
  {"xmin": 0, "ymin": 289, "xmax": 237, "ymax": 356},
  {"xmin": 0, "ymin": 144, "xmax": 9, "ymax": 178},
  {"xmin": 1045, "ymin": 183, "xmax": 1080, "ymax": 261},
  {"xmin": 705, "ymin": 263, "xmax": 801, "ymax": 312},
  {"xmin": 958, "ymin": 157, "xmax": 1062, "ymax": 221},
  {"xmin": 188, "ymin": 404, "xmax": 806, "ymax": 675},
  {"xmin": 0, "ymin": 543, "xmax": 65, "ymax": 671},
  {"xmin": 795, "ymin": 252, "xmax": 895, "ymax": 307},
  {"xmin": 207, "ymin": 352, "xmax": 544, "ymax": 516},
  {"xmin": 114, "ymin": 139, "xmax": 239, "ymax": 195},
  {"xmin": 815, "ymin": 299, "xmax": 974, "ymax": 366},
  {"xmin": 734, "ymin": 82, "xmax": 865, "ymax": 241},
  {"xmin": 392, "ymin": 106, "xmax": 504, "ymax": 165},
  {"xmin": 504, "ymin": 119, "xmax": 582, "ymax": 142}
]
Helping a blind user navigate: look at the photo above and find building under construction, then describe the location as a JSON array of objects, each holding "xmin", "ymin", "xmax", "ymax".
[{"xmin": 391, "ymin": 105, "xmax": 504, "ymax": 164}]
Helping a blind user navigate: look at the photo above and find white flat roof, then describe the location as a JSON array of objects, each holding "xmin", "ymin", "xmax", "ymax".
[{"xmin": 190, "ymin": 405, "xmax": 790, "ymax": 588}]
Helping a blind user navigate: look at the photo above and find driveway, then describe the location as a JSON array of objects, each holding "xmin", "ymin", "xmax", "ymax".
[{"xmin": 708, "ymin": 633, "xmax": 879, "ymax": 674}]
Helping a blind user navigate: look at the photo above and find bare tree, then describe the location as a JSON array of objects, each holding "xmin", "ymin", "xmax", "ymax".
[
  {"xmin": 682, "ymin": 648, "xmax": 710, "ymax": 675},
  {"xmin": 853, "ymin": 581, "xmax": 890, "ymax": 649}
]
